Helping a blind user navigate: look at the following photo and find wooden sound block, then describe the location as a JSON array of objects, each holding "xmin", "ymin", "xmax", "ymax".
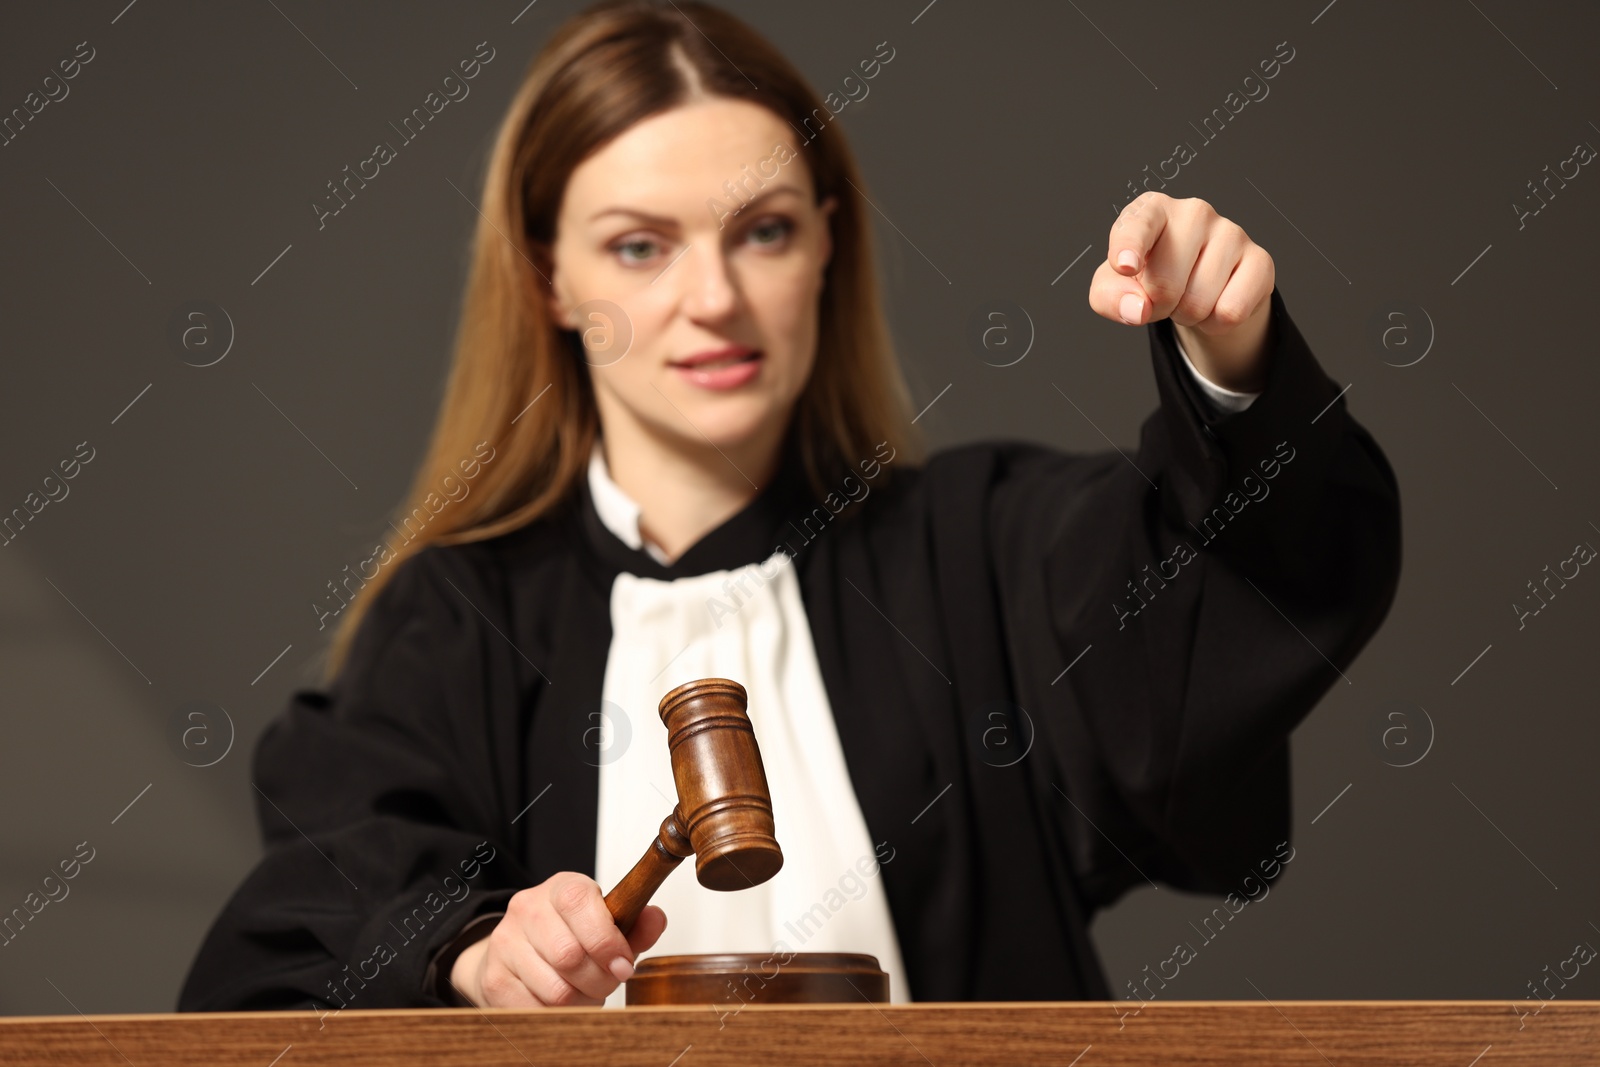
[{"xmin": 625, "ymin": 952, "xmax": 889, "ymax": 1006}]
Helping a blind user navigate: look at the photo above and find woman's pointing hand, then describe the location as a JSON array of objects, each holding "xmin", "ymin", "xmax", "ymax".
[{"xmin": 1090, "ymin": 192, "xmax": 1276, "ymax": 393}]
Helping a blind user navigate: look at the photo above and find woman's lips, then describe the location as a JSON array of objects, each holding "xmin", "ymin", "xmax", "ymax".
[{"xmin": 669, "ymin": 347, "xmax": 763, "ymax": 390}]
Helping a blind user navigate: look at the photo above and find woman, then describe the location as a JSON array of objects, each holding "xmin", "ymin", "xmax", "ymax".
[{"xmin": 179, "ymin": 0, "xmax": 1400, "ymax": 1013}]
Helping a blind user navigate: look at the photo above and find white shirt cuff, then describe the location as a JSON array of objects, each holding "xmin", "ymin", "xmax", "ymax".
[{"xmin": 1173, "ymin": 330, "xmax": 1261, "ymax": 415}]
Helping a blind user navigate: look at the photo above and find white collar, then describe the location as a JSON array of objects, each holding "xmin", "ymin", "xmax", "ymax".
[{"xmin": 587, "ymin": 442, "xmax": 671, "ymax": 564}]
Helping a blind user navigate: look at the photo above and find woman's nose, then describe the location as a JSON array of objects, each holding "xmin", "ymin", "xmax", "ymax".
[{"xmin": 676, "ymin": 243, "xmax": 740, "ymax": 322}]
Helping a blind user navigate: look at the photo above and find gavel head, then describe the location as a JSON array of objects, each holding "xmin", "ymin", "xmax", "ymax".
[{"xmin": 659, "ymin": 678, "xmax": 784, "ymax": 891}]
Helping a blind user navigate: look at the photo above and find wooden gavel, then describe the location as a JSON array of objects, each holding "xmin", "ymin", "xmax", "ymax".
[{"xmin": 602, "ymin": 678, "xmax": 785, "ymax": 935}]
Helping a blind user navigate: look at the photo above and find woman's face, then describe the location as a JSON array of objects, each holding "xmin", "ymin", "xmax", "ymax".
[{"xmin": 545, "ymin": 97, "xmax": 836, "ymax": 462}]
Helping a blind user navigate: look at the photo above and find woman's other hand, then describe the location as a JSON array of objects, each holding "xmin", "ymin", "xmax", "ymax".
[{"xmin": 449, "ymin": 872, "xmax": 668, "ymax": 1007}]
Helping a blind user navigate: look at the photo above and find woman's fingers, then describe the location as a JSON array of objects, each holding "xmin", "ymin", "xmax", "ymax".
[
  {"xmin": 466, "ymin": 874, "xmax": 671, "ymax": 1007},
  {"xmin": 536, "ymin": 873, "xmax": 638, "ymax": 995},
  {"xmin": 1190, "ymin": 242, "xmax": 1274, "ymax": 336},
  {"xmin": 493, "ymin": 932, "xmax": 604, "ymax": 1007},
  {"xmin": 475, "ymin": 937, "xmax": 546, "ymax": 1008},
  {"xmin": 1106, "ymin": 191, "xmax": 1172, "ymax": 276},
  {"xmin": 626, "ymin": 904, "xmax": 668, "ymax": 955},
  {"xmin": 1091, "ymin": 193, "xmax": 1270, "ymax": 336},
  {"xmin": 1168, "ymin": 221, "xmax": 1248, "ymax": 329},
  {"xmin": 1088, "ymin": 258, "xmax": 1153, "ymax": 325}
]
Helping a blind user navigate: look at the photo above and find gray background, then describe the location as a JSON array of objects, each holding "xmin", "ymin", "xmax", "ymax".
[{"xmin": 2, "ymin": 0, "xmax": 1596, "ymax": 1018}]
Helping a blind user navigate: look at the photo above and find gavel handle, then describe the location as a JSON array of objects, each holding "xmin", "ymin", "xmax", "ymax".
[{"xmin": 603, "ymin": 808, "xmax": 693, "ymax": 936}]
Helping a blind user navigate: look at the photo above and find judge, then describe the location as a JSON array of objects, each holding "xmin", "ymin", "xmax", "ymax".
[{"xmin": 179, "ymin": 0, "xmax": 1400, "ymax": 1013}]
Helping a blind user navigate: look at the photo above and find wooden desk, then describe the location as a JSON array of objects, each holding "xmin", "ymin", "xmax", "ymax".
[{"xmin": 3, "ymin": 1001, "xmax": 1595, "ymax": 1065}]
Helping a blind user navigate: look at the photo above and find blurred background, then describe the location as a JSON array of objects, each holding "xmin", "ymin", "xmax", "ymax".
[{"xmin": 1, "ymin": 0, "xmax": 1596, "ymax": 1015}]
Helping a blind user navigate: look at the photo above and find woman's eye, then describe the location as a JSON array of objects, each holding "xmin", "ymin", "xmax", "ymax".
[
  {"xmin": 745, "ymin": 217, "xmax": 794, "ymax": 248},
  {"xmin": 612, "ymin": 236, "xmax": 663, "ymax": 266}
]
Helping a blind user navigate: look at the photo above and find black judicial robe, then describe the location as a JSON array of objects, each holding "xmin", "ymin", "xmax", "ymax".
[{"xmin": 177, "ymin": 287, "xmax": 1401, "ymax": 1011}]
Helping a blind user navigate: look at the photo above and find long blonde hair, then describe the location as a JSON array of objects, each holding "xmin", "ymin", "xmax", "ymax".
[{"xmin": 327, "ymin": 0, "xmax": 921, "ymax": 677}]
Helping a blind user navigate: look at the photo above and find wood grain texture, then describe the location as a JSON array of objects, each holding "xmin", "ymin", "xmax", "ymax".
[{"xmin": 2, "ymin": 1002, "xmax": 1595, "ymax": 1066}]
